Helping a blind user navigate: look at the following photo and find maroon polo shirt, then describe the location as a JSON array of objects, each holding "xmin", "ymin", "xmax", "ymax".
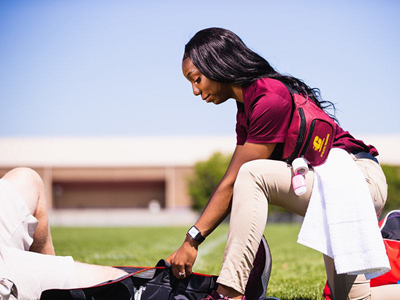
[{"xmin": 236, "ymin": 77, "xmax": 378, "ymax": 160}]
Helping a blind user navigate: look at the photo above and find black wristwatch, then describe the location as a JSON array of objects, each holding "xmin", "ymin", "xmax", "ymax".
[{"xmin": 187, "ymin": 225, "xmax": 205, "ymax": 244}]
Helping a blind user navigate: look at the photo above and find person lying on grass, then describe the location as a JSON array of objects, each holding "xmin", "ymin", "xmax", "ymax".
[{"xmin": 0, "ymin": 167, "xmax": 128, "ymax": 300}]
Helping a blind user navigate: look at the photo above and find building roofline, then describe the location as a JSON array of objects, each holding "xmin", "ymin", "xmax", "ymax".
[{"xmin": 0, "ymin": 135, "xmax": 399, "ymax": 167}]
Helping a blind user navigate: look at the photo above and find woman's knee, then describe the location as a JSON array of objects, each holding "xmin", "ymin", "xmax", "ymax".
[
  {"xmin": 236, "ymin": 160, "xmax": 272, "ymax": 182},
  {"xmin": 235, "ymin": 159, "xmax": 289, "ymax": 193},
  {"xmin": 234, "ymin": 161, "xmax": 264, "ymax": 194},
  {"xmin": 2, "ymin": 167, "xmax": 45, "ymax": 216}
]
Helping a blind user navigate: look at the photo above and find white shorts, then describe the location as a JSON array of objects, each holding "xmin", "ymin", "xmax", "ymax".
[
  {"xmin": 0, "ymin": 179, "xmax": 38, "ymax": 251},
  {"xmin": 0, "ymin": 179, "xmax": 78, "ymax": 300}
]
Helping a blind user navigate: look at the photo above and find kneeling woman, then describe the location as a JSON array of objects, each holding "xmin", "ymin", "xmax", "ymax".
[{"xmin": 167, "ymin": 28, "xmax": 393, "ymax": 300}]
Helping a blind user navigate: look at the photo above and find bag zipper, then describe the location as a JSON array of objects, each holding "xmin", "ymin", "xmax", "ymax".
[
  {"xmin": 288, "ymin": 108, "xmax": 306, "ymax": 163},
  {"xmin": 300, "ymin": 119, "xmax": 316, "ymax": 157}
]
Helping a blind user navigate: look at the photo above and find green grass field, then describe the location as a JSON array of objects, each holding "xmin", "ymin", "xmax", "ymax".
[{"xmin": 51, "ymin": 223, "xmax": 326, "ymax": 300}]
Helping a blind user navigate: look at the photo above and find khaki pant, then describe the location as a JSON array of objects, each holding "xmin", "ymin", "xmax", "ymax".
[{"xmin": 216, "ymin": 155, "xmax": 398, "ymax": 299}]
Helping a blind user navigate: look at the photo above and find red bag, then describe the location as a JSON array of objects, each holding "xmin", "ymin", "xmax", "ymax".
[
  {"xmin": 323, "ymin": 210, "xmax": 400, "ymax": 299},
  {"xmin": 370, "ymin": 210, "xmax": 400, "ymax": 287},
  {"xmin": 282, "ymin": 89, "xmax": 336, "ymax": 166}
]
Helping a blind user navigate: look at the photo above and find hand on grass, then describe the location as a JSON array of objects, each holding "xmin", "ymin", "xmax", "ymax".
[{"xmin": 166, "ymin": 236, "xmax": 199, "ymax": 279}]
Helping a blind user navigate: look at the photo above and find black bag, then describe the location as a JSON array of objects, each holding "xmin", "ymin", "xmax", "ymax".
[
  {"xmin": 42, "ymin": 259, "xmax": 218, "ymax": 300},
  {"xmin": 41, "ymin": 236, "xmax": 273, "ymax": 300}
]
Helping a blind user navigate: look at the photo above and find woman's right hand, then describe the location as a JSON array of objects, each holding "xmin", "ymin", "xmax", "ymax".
[
  {"xmin": 165, "ymin": 249, "xmax": 178, "ymax": 264},
  {"xmin": 166, "ymin": 236, "xmax": 199, "ymax": 279}
]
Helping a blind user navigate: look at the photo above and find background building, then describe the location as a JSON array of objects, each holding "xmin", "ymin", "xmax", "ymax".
[
  {"xmin": 0, "ymin": 137, "xmax": 236, "ymax": 225},
  {"xmin": 0, "ymin": 135, "xmax": 398, "ymax": 226}
]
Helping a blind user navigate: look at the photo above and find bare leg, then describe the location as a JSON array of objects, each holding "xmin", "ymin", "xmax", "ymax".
[
  {"xmin": 0, "ymin": 242, "xmax": 128, "ymax": 299},
  {"xmin": 2, "ymin": 167, "xmax": 55, "ymax": 255},
  {"xmin": 74, "ymin": 262, "xmax": 128, "ymax": 287},
  {"xmin": 217, "ymin": 285, "xmax": 242, "ymax": 299}
]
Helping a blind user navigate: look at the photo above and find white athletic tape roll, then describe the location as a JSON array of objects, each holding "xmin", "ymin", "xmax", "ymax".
[{"xmin": 292, "ymin": 157, "xmax": 309, "ymax": 175}]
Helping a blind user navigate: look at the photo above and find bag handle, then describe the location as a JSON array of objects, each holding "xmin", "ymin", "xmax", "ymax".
[
  {"xmin": 158, "ymin": 259, "xmax": 218, "ymax": 291},
  {"xmin": 119, "ymin": 277, "xmax": 135, "ymax": 296}
]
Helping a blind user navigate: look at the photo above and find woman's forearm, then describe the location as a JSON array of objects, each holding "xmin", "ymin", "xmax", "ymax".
[
  {"xmin": 167, "ymin": 143, "xmax": 275, "ymax": 279},
  {"xmin": 191, "ymin": 143, "xmax": 276, "ymax": 238},
  {"xmin": 195, "ymin": 181, "xmax": 233, "ymax": 237}
]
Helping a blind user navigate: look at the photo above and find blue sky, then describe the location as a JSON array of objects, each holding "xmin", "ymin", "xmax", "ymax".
[{"xmin": 1, "ymin": 0, "xmax": 399, "ymax": 137}]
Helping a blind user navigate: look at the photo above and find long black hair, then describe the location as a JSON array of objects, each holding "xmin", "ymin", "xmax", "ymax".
[{"xmin": 184, "ymin": 27, "xmax": 337, "ymax": 119}]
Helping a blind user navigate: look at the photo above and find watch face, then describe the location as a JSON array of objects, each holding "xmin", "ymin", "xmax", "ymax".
[{"xmin": 188, "ymin": 226, "xmax": 199, "ymax": 238}]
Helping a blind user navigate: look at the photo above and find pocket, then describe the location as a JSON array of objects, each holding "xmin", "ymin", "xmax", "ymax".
[{"xmin": 299, "ymin": 118, "xmax": 334, "ymax": 166}]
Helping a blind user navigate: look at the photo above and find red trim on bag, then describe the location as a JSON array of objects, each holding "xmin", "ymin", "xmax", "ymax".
[{"xmin": 113, "ymin": 265, "xmax": 216, "ymax": 277}]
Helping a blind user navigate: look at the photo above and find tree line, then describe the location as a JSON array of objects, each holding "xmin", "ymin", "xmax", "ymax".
[{"xmin": 188, "ymin": 152, "xmax": 400, "ymax": 218}]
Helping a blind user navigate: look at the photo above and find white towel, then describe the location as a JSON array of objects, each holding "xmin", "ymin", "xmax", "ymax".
[{"xmin": 297, "ymin": 148, "xmax": 390, "ymax": 279}]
